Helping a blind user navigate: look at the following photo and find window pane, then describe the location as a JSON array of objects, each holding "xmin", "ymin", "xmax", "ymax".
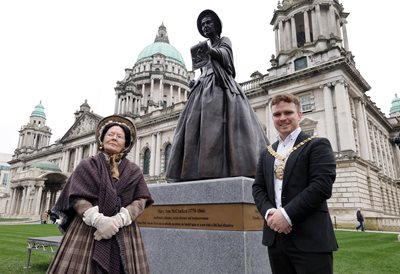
[
  {"xmin": 294, "ymin": 57, "xmax": 307, "ymax": 71},
  {"xmin": 300, "ymin": 94, "xmax": 314, "ymax": 112},
  {"xmin": 143, "ymin": 149, "xmax": 150, "ymax": 175}
]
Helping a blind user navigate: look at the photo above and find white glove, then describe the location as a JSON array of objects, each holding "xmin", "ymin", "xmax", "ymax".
[
  {"xmin": 82, "ymin": 206, "xmax": 119, "ymax": 241},
  {"xmin": 111, "ymin": 207, "xmax": 132, "ymax": 228},
  {"xmin": 93, "ymin": 215, "xmax": 120, "ymax": 241},
  {"xmin": 82, "ymin": 206, "xmax": 101, "ymax": 226}
]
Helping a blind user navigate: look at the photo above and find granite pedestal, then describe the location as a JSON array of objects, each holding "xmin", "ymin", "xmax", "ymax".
[{"xmin": 138, "ymin": 177, "xmax": 271, "ymax": 274}]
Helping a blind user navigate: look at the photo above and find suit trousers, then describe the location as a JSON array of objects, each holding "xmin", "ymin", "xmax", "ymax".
[{"xmin": 267, "ymin": 233, "xmax": 333, "ymax": 274}]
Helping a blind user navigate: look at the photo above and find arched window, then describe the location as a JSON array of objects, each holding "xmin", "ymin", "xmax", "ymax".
[
  {"xmin": 164, "ymin": 144, "xmax": 172, "ymax": 172},
  {"xmin": 143, "ymin": 148, "xmax": 150, "ymax": 175}
]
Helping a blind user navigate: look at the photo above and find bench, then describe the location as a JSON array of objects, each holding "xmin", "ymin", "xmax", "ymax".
[{"xmin": 25, "ymin": 236, "xmax": 62, "ymax": 269}]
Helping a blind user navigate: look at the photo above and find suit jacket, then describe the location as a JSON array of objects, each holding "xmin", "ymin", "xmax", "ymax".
[{"xmin": 252, "ymin": 131, "xmax": 338, "ymax": 252}]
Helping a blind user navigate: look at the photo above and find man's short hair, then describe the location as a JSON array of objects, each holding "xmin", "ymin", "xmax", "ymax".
[{"xmin": 271, "ymin": 93, "xmax": 301, "ymax": 112}]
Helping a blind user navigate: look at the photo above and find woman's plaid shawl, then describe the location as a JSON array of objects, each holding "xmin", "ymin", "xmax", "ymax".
[{"xmin": 53, "ymin": 153, "xmax": 153, "ymax": 273}]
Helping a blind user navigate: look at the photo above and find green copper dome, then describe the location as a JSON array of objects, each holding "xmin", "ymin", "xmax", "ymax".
[
  {"xmin": 390, "ymin": 93, "xmax": 400, "ymax": 115},
  {"xmin": 32, "ymin": 161, "xmax": 61, "ymax": 172},
  {"xmin": 31, "ymin": 101, "xmax": 46, "ymax": 118},
  {"xmin": 136, "ymin": 42, "xmax": 185, "ymax": 66}
]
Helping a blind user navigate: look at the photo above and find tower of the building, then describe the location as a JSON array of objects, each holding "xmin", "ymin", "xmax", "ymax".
[
  {"xmin": 155, "ymin": 22, "xmax": 169, "ymax": 43},
  {"xmin": 261, "ymin": 0, "xmax": 370, "ymax": 159},
  {"xmin": 74, "ymin": 99, "xmax": 91, "ymax": 120},
  {"xmin": 269, "ymin": 0, "xmax": 352, "ymax": 77},
  {"xmin": 16, "ymin": 101, "xmax": 52, "ymax": 153},
  {"xmin": 389, "ymin": 94, "xmax": 400, "ymax": 118}
]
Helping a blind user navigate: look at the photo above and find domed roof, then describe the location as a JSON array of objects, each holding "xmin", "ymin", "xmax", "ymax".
[
  {"xmin": 136, "ymin": 23, "xmax": 185, "ymax": 67},
  {"xmin": 31, "ymin": 101, "xmax": 46, "ymax": 118},
  {"xmin": 32, "ymin": 161, "xmax": 61, "ymax": 172},
  {"xmin": 390, "ymin": 93, "xmax": 400, "ymax": 116},
  {"xmin": 137, "ymin": 42, "xmax": 185, "ymax": 66}
]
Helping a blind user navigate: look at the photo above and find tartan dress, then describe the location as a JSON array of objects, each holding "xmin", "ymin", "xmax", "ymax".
[{"xmin": 47, "ymin": 153, "xmax": 153, "ymax": 273}]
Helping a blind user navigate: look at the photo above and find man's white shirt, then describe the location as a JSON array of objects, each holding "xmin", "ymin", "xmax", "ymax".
[{"xmin": 265, "ymin": 127, "xmax": 302, "ymax": 226}]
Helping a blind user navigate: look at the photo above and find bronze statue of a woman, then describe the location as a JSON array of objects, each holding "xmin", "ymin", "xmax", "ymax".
[{"xmin": 166, "ymin": 9, "xmax": 268, "ymax": 182}]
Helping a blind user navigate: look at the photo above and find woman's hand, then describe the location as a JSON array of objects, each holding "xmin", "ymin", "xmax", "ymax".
[{"xmin": 93, "ymin": 216, "xmax": 120, "ymax": 240}]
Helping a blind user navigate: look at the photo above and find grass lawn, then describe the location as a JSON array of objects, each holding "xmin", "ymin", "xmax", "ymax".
[
  {"xmin": 334, "ymin": 230, "xmax": 400, "ymax": 274},
  {"xmin": 0, "ymin": 224, "xmax": 61, "ymax": 274},
  {"xmin": 0, "ymin": 225, "xmax": 398, "ymax": 274}
]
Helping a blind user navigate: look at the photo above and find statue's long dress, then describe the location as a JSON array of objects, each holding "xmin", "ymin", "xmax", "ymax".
[{"xmin": 166, "ymin": 36, "xmax": 268, "ymax": 181}]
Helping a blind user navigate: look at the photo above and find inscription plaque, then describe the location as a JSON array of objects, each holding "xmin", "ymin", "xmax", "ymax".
[{"xmin": 137, "ymin": 203, "xmax": 263, "ymax": 231}]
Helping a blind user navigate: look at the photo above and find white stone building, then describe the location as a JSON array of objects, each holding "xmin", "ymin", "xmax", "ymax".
[
  {"xmin": 242, "ymin": 0, "xmax": 400, "ymax": 230},
  {"xmin": 0, "ymin": 152, "xmax": 12, "ymax": 215},
  {"xmin": 2, "ymin": 1, "xmax": 400, "ymax": 230}
]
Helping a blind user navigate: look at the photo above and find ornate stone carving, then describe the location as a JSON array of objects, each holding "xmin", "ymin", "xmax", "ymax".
[{"xmin": 65, "ymin": 115, "xmax": 97, "ymax": 141}]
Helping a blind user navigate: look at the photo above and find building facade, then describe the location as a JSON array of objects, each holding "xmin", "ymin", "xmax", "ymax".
[
  {"xmin": 2, "ymin": 1, "xmax": 400, "ymax": 230},
  {"xmin": 0, "ymin": 152, "xmax": 12, "ymax": 215}
]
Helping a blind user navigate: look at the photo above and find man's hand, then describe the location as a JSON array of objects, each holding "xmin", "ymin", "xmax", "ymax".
[{"xmin": 268, "ymin": 208, "xmax": 292, "ymax": 234}]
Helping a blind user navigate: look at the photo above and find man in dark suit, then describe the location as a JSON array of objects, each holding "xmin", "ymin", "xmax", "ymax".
[{"xmin": 252, "ymin": 93, "xmax": 337, "ymax": 274}]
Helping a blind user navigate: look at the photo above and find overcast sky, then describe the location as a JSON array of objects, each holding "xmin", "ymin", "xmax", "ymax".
[{"xmin": 0, "ymin": 0, "xmax": 398, "ymax": 155}]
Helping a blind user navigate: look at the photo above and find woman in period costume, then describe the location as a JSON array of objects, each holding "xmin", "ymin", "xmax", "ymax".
[
  {"xmin": 47, "ymin": 115, "xmax": 153, "ymax": 274},
  {"xmin": 166, "ymin": 9, "xmax": 268, "ymax": 182}
]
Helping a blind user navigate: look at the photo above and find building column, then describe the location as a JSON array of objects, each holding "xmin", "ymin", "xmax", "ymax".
[
  {"xmin": 134, "ymin": 98, "xmax": 138, "ymax": 114},
  {"xmin": 20, "ymin": 186, "xmax": 27, "ymax": 215},
  {"xmin": 334, "ymin": 80, "xmax": 356, "ymax": 152},
  {"xmin": 355, "ymin": 97, "xmax": 370, "ymax": 160},
  {"xmin": 93, "ymin": 143, "xmax": 98, "ymax": 156},
  {"xmin": 76, "ymin": 147, "xmax": 81, "ymax": 166},
  {"xmin": 328, "ymin": 4, "xmax": 337, "ymax": 36},
  {"xmin": 284, "ymin": 20, "xmax": 291, "ymax": 51},
  {"xmin": 73, "ymin": 147, "xmax": 79, "ymax": 170},
  {"xmin": 63, "ymin": 150, "xmax": 71, "ymax": 172},
  {"xmin": 118, "ymin": 97, "xmax": 123, "ymax": 115},
  {"xmin": 303, "ymin": 10, "xmax": 311, "ymax": 43},
  {"xmin": 274, "ymin": 27, "xmax": 280, "ymax": 55},
  {"xmin": 130, "ymin": 94, "xmax": 134, "ymax": 113},
  {"xmin": 279, "ymin": 20, "xmax": 284, "ymax": 51},
  {"xmin": 341, "ymin": 19, "xmax": 349, "ymax": 51},
  {"xmin": 170, "ymin": 85, "xmax": 174, "ymax": 104},
  {"xmin": 45, "ymin": 192, "xmax": 50, "ymax": 212},
  {"xmin": 178, "ymin": 87, "xmax": 182, "ymax": 102},
  {"xmin": 126, "ymin": 95, "xmax": 130, "ymax": 113},
  {"xmin": 150, "ymin": 134, "xmax": 156, "ymax": 176},
  {"xmin": 394, "ymin": 146, "xmax": 400, "ymax": 178},
  {"xmin": 160, "ymin": 79, "xmax": 164, "ymax": 103},
  {"xmin": 291, "ymin": 17, "xmax": 297, "ymax": 48},
  {"xmin": 114, "ymin": 92, "xmax": 119, "ymax": 114},
  {"xmin": 315, "ymin": 4, "xmax": 322, "ymax": 38},
  {"xmin": 129, "ymin": 141, "xmax": 136, "ymax": 163},
  {"xmin": 121, "ymin": 96, "xmax": 126, "ymax": 114},
  {"xmin": 60, "ymin": 151, "xmax": 65, "ymax": 171},
  {"xmin": 49, "ymin": 191, "xmax": 57, "ymax": 210},
  {"xmin": 150, "ymin": 79, "xmax": 154, "ymax": 95},
  {"xmin": 155, "ymin": 132, "xmax": 161, "ymax": 176},
  {"xmin": 266, "ymin": 99, "xmax": 275, "ymax": 141},
  {"xmin": 8, "ymin": 188, "xmax": 15, "ymax": 214},
  {"xmin": 135, "ymin": 137, "xmax": 141, "ymax": 165},
  {"xmin": 34, "ymin": 185, "xmax": 43, "ymax": 215},
  {"xmin": 370, "ymin": 125, "xmax": 378, "ymax": 163},
  {"xmin": 336, "ymin": 16, "xmax": 341, "ymax": 40},
  {"xmin": 128, "ymin": 95, "xmax": 132, "ymax": 113},
  {"xmin": 23, "ymin": 185, "xmax": 33, "ymax": 214},
  {"xmin": 88, "ymin": 144, "xmax": 93, "ymax": 157},
  {"xmin": 322, "ymin": 83, "xmax": 338, "ymax": 151},
  {"xmin": 17, "ymin": 133, "xmax": 23, "ymax": 149}
]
